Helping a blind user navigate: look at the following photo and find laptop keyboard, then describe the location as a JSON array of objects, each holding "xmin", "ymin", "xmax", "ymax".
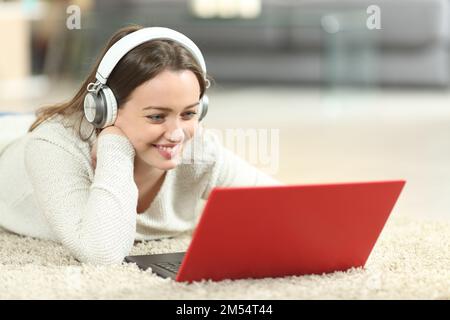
[{"xmin": 153, "ymin": 262, "xmax": 181, "ymax": 273}]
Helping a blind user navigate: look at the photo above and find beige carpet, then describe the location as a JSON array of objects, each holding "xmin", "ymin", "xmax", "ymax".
[{"xmin": 0, "ymin": 214, "xmax": 449, "ymax": 300}]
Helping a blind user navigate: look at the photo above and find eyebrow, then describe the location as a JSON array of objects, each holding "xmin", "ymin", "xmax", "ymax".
[{"xmin": 142, "ymin": 102, "xmax": 199, "ymax": 111}]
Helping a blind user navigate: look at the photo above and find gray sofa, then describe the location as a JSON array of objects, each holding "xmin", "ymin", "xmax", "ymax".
[
  {"xmin": 181, "ymin": 0, "xmax": 449, "ymax": 86},
  {"xmin": 44, "ymin": 0, "xmax": 450, "ymax": 87}
]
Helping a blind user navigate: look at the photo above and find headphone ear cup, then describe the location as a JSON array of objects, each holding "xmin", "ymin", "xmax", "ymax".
[
  {"xmin": 84, "ymin": 91, "xmax": 106, "ymax": 128},
  {"xmin": 101, "ymin": 86, "xmax": 118, "ymax": 128},
  {"xmin": 199, "ymin": 95, "xmax": 208, "ymax": 122}
]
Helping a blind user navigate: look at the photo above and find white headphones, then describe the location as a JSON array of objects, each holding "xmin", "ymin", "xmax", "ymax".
[{"xmin": 83, "ymin": 27, "xmax": 210, "ymax": 129}]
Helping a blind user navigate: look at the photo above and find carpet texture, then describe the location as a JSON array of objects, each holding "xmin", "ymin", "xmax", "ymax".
[{"xmin": 0, "ymin": 214, "xmax": 449, "ymax": 300}]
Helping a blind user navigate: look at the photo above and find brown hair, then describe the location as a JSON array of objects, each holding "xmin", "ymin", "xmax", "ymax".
[{"xmin": 28, "ymin": 24, "xmax": 212, "ymax": 141}]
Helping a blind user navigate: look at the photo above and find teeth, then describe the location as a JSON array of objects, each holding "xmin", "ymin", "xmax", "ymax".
[{"xmin": 155, "ymin": 145, "xmax": 175, "ymax": 152}]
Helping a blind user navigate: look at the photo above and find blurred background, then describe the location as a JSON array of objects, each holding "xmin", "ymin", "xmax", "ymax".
[{"xmin": 1, "ymin": 0, "xmax": 450, "ymax": 221}]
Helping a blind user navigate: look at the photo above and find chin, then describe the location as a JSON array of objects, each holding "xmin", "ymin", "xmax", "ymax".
[
  {"xmin": 140, "ymin": 153, "xmax": 183, "ymax": 170},
  {"xmin": 152, "ymin": 160, "xmax": 180, "ymax": 170}
]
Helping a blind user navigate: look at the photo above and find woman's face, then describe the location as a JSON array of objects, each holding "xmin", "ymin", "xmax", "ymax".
[{"xmin": 114, "ymin": 69, "xmax": 201, "ymax": 170}]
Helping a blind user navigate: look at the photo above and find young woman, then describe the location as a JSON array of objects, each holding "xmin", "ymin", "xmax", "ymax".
[{"xmin": 0, "ymin": 25, "xmax": 281, "ymax": 265}]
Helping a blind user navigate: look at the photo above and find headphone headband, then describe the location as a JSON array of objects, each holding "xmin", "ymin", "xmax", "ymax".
[
  {"xmin": 84, "ymin": 26, "xmax": 210, "ymax": 128},
  {"xmin": 95, "ymin": 27, "xmax": 207, "ymax": 85}
]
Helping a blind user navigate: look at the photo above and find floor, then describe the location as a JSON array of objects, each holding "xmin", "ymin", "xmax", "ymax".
[
  {"xmin": 1, "ymin": 213, "xmax": 449, "ymax": 299},
  {"xmin": 1, "ymin": 78, "xmax": 450, "ymax": 221}
]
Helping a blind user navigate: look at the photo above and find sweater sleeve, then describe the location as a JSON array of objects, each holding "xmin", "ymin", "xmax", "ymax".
[
  {"xmin": 201, "ymin": 136, "xmax": 283, "ymax": 200},
  {"xmin": 24, "ymin": 133, "xmax": 138, "ymax": 265}
]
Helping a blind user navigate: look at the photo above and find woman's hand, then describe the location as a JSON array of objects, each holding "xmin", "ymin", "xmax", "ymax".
[
  {"xmin": 98, "ymin": 125, "xmax": 127, "ymax": 138},
  {"xmin": 91, "ymin": 125, "xmax": 128, "ymax": 169}
]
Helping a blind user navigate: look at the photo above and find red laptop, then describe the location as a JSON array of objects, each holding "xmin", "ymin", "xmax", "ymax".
[{"xmin": 124, "ymin": 180, "xmax": 405, "ymax": 282}]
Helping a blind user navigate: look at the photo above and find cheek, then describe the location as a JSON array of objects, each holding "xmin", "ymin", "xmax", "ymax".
[
  {"xmin": 130, "ymin": 123, "xmax": 198, "ymax": 152},
  {"xmin": 126, "ymin": 128, "xmax": 158, "ymax": 150},
  {"xmin": 184, "ymin": 123, "xmax": 198, "ymax": 140},
  {"xmin": 188, "ymin": 128, "xmax": 197, "ymax": 141}
]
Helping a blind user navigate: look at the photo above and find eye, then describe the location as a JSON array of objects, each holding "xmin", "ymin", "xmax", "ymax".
[
  {"xmin": 146, "ymin": 114, "xmax": 165, "ymax": 122},
  {"xmin": 182, "ymin": 111, "xmax": 197, "ymax": 119}
]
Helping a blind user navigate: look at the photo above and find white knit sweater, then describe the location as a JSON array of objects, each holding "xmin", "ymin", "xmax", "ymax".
[{"xmin": 0, "ymin": 113, "xmax": 282, "ymax": 265}]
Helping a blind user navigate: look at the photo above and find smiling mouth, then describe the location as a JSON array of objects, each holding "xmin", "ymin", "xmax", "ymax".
[
  {"xmin": 151, "ymin": 144, "xmax": 181, "ymax": 159},
  {"xmin": 151, "ymin": 144, "xmax": 178, "ymax": 151}
]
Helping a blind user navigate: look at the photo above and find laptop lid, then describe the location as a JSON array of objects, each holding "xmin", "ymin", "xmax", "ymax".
[{"xmin": 176, "ymin": 180, "xmax": 405, "ymax": 282}]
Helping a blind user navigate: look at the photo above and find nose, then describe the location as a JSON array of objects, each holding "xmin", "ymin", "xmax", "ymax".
[
  {"xmin": 168, "ymin": 127, "xmax": 185, "ymax": 142},
  {"xmin": 164, "ymin": 119, "xmax": 186, "ymax": 143}
]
